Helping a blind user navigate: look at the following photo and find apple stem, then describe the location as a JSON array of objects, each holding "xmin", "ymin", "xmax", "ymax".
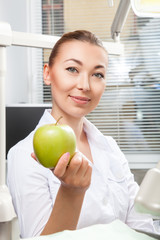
[{"xmin": 55, "ymin": 116, "xmax": 63, "ymax": 125}]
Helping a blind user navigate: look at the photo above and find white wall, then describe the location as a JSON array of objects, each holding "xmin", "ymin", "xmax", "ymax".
[{"xmin": 0, "ymin": 0, "xmax": 29, "ymax": 104}]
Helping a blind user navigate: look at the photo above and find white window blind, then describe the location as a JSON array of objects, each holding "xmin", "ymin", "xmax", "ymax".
[{"xmin": 30, "ymin": 0, "xmax": 160, "ymax": 167}]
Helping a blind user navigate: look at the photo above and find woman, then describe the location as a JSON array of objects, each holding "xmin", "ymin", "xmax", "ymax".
[{"xmin": 7, "ymin": 30, "xmax": 158, "ymax": 238}]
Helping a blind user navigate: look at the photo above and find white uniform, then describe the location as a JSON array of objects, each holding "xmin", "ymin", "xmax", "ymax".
[{"xmin": 7, "ymin": 109, "xmax": 158, "ymax": 238}]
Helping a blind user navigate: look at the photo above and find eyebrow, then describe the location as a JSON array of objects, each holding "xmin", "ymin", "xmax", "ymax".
[
  {"xmin": 64, "ymin": 58, "xmax": 82, "ymax": 65},
  {"xmin": 64, "ymin": 58, "xmax": 106, "ymax": 69}
]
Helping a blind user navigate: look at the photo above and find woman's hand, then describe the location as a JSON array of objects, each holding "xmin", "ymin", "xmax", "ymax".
[
  {"xmin": 54, "ymin": 152, "xmax": 92, "ymax": 193},
  {"xmin": 31, "ymin": 151, "xmax": 92, "ymax": 235}
]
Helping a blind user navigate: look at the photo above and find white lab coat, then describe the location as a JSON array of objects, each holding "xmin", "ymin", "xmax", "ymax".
[{"xmin": 7, "ymin": 109, "xmax": 158, "ymax": 238}]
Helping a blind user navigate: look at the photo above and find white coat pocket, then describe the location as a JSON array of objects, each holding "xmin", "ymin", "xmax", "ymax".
[{"xmin": 107, "ymin": 170, "xmax": 129, "ymax": 221}]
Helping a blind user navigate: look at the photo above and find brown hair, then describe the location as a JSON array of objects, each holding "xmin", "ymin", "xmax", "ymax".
[{"xmin": 48, "ymin": 30, "xmax": 107, "ymax": 67}]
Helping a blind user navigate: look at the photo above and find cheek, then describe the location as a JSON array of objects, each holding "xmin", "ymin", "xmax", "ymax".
[
  {"xmin": 50, "ymin": 67, "xmax": 75, "ymax": 90},
  {"xmin": 92, "ymin": 82, "xmax": 105, "ymax": 98},
  {"xmin": 50, "ymin": 74, "xmax": 66, "ymax": 91},
  {"xmin": 90, "ymin": 86, "xmax": 105, "ymax": 110},
  {"xmin": 51, "ymin": 79, "xmax": 73, "ymax": 98}
]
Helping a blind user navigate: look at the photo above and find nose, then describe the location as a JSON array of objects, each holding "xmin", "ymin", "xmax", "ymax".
[{"xmin": 77, "ymin": 73, "xmax": 90, "ymax": 91}]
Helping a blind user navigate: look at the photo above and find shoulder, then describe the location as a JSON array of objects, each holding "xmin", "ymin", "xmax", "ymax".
[
  {"xmin": 105, "ymin": 135, "xmax": 118, "ymax": 149},
  {"xmin": 104, "ymin": 136, "xmax": 124, "ymax": 157},
  {"xmin": 7, "ymin": 128, "xmax": 50, "ymax": 183},
  {"xmin": 101, "ymin": 136, "xmax": 132, "ymax": 184},
  {"xmin": 7, "ymin": 130, "xmax": 34, "ymax": 161}
]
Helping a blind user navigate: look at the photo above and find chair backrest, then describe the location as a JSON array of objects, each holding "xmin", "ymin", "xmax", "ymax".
[{"xmin": 6, "ymin": 105, "xmax": 51, "ymax": 156}]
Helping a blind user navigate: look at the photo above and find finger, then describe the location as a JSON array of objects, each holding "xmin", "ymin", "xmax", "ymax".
[
  {"xmin": 84, "ymin": 164, "xmax": 92, "ymax": 179},
  {"xmin": 82, "ymin": 164, "xmax": 92, "ymax": 187},
  {"xmin": 66, "ymin": 152, "xmax": 83, "ymax": 176},
  {"xmin": 80, "ymin": 152, "xmax": 93, "ymax": 168},
  {"xmin": 76, "ymin": 157, "xmax": 90, "ymax": 178},
  {"xmin": 53, "ymin": 152, "xmax": 70, "ymax": 178}
]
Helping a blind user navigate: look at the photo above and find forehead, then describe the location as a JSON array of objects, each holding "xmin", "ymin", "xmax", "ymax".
[{"xmin": 56, "ymin": 40, "xmax": 108, "ymax": 67}]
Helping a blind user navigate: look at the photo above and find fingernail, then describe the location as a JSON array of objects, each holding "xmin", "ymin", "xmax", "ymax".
[{"xmin": 65, "ymin": 152, "xmax": 70, "ymax": 159}]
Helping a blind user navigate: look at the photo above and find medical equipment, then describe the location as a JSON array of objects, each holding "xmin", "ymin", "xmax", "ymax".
[
  {"xmin": 111, "ymin": 0, "xmax": 131, "ymax": 41},
  {"xmin": 135, "ymin": 162, "xmax": 160, "ymax": 218},
  {"xmin": 131, "ymin": 0, "xmax": 160, "ymax": 18},
  {"xmin": 111, "ymin": 0, "xmax": 160, "ymax": 41}
]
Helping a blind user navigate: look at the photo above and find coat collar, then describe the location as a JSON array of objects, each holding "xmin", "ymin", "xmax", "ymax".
[{"xmin": 37, "ymin": 109, "xmax": 108, "ymax": 152}]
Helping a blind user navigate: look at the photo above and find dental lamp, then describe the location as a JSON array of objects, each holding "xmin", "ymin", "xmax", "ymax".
[
  {"xmin": 111, "ymin": 0, "xmax": 160, "ymax": 41},
  {"xmin": 131, "ymin": 0, "xmax": 160, "ymax": 18}
]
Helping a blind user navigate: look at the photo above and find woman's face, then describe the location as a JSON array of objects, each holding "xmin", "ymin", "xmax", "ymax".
[{"xmin": 44, "ymin": 40, "xmax": 108, "ymax": 119}]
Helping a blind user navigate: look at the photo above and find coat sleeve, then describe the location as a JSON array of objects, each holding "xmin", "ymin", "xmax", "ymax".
[{"xmin": 7, "ymin": 139, "xmax": 60, "ymax": 238}]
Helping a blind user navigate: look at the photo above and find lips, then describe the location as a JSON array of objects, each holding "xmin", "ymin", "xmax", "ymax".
[{"xmin": 69, "ymin": 95, "xmax": 91, "ymax": 104}]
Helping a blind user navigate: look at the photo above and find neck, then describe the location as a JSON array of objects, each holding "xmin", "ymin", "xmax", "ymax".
[{"xmin": 51, "ymin": 109, "xmax": 85, "ymax": 142}]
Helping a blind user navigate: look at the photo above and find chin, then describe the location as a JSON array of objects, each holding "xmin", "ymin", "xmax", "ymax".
[
  {"xmin": 62, "ymin": 106, "xmax": 94, "ymax": 119},
  {"xmin": 72, "ymin": 110, "xmax": 92, "ymax": 119},
  {"xmin": 67, "ymin": 110, "xmax": 87, "ymax": 119}
]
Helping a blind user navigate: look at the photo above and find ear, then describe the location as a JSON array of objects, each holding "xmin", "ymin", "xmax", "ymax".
[{"xmin": 43, "ymin": 64, "xmax": 51, "ymax": 85}]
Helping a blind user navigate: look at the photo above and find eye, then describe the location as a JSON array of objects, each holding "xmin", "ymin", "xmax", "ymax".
[
  {"xmin": 66, "ymin": 67, "xmax": 78, "ymax": 73},
  {"xmin": 93, "ymin": 72, "xmax": 104, "ymax": 79}
]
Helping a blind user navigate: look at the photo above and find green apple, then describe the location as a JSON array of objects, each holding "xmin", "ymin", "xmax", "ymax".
[{"xmin": 33, "ymin": 117, "xmax": 76, "ymax": 168}]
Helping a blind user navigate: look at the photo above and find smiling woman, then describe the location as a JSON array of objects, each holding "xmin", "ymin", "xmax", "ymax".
[{"xmin": 7, "ymin": 30, "xmax": 160, "ymax": 238}]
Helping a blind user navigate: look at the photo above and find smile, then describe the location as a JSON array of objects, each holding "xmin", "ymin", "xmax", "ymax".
[{"xmin": 69, "ymin": 95, "xmax": 91, "ymax": 104}]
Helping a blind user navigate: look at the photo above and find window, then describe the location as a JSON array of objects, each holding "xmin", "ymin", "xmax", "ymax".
[{"xmin": 31, "ymin": 0, "xmax": 160, "ymax": 168}]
